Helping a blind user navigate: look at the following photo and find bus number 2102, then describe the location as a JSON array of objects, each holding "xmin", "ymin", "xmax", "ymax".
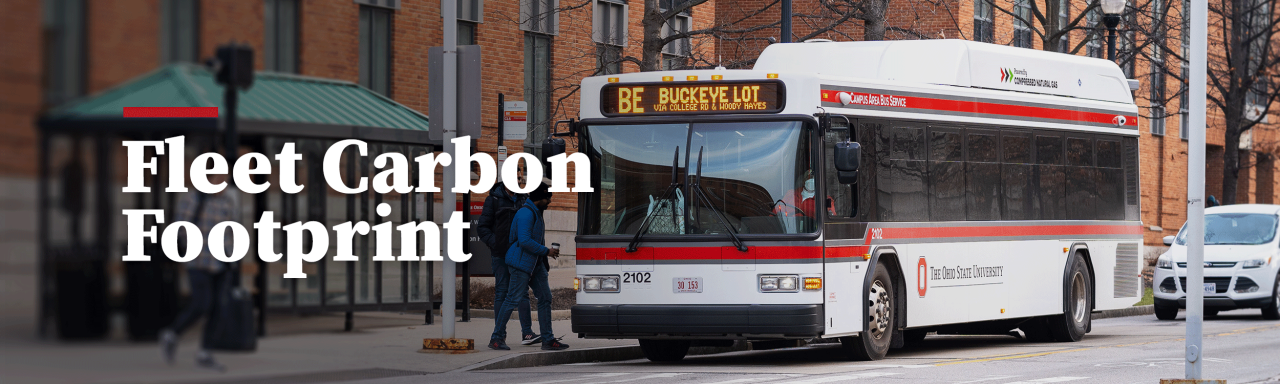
[{"xmin": 623, "ymin": 272, "xmax": 651, "ymax": 284}]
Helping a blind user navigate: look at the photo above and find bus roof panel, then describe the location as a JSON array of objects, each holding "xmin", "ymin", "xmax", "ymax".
[{"xmin": 753, "ymin": 40, "xmax": 1134, "ymax": 105}]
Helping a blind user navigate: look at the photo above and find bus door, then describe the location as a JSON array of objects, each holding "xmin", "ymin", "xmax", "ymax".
[{"xmin": 821, "ymin": 118, "xmax": 867, "ymax": 335}]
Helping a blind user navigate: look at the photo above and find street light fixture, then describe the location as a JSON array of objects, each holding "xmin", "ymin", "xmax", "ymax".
[{"xmin": 1100, "ymin": 0, "xmax": 1127, "ymax": 61}]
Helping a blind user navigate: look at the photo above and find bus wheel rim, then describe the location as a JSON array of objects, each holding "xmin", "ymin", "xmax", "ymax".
[
  {"xmin": 1072, "ymin": 272, "xmax": 1087, "ymax": 325},
  {"xmin": 868, "ymin": 280, "xmax": 891, "ymax": 340}
]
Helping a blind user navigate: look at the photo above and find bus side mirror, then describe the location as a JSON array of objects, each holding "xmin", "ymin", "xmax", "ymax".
[{"xmin": 834, "ymin": 141, "xmax": 860, "ymax": 184}]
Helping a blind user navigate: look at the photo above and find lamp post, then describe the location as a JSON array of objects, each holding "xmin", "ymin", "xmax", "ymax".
[{"xmin": 1101, "ymin": 0, "xmax": 1126, "ymax": 61}]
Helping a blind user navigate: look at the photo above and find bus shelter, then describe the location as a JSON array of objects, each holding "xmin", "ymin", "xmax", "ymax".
[{"xmin": 36, "ymin": 64, "xmax": 467, "ymax": 340}]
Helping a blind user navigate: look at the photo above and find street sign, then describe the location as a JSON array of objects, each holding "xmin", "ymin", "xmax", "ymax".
[{"xmin": 503, "ymin": 101, "xmax": 528, "ymax": 140}]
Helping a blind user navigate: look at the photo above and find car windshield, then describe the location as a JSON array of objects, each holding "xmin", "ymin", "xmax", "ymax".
[
  {"xmin": 1175, "ymin": 213, "xmax": 1279, "ymax": 245},
  {"xmin": 582, "ymin": 120, "xmax": 815, "ymax": 235}
]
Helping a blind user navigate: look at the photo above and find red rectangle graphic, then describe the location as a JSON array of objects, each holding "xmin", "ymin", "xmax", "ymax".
[{"xmin": 123, "ymin": 107, "xmax": 219, "ymax": 118}]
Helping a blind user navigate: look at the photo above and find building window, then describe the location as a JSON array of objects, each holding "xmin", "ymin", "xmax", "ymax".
[
  {"xmin": 597, "ymin": 44, "xmax": 621, "ymax": 75},
  {"xmin": 1057, "ymin": 0, "xmax": 1071, "ymax": 53},
  {"xmin": 359, "ymin": 6, "xmax": 392, "ymax": 96},
  {"xmin": 1013, "ymin": 0, "xmax": 1034, "ymax": 48},
  {"xmin": 264, "ymin": 0, "xmax": 298, "ymax": 73},
  {"xmin": 1150, "ymin": 68, "xmax": 1166, "ymax": 136},
  {"xmin": 525, "ymin": 32, "xmax": 552, "ymax": 152},
  {"xmin": 974, "ymin": 0, "xmax": 994, "ymax": 43},
  {"xmin": 44, "ymin": 0, "xmax": 85, "ymax": 106},
  {"xmin": 1086, "ymin": 7, "xmax": 1103, "ymax": 58},
  {"xmin": 161, "ymin": 0, "xmax": 200, "ymax": 63},
  {"xmin": 593, "ymin": 0, "xmax": 627, "ymax": 46},
  {"xmin": 1180, "ymin": 65, "xmax": 1190, "ymax": 139},
  {"xmin": 457, "ymin": 0, "xmax": 482, "ymax": 45},
  {"xmin": 662, "ymin": 14, "xmax": 690, "ymax": 58},
  {"xmin": 521, "ymin": 0, "xmax": 559, "ymax": 35}
]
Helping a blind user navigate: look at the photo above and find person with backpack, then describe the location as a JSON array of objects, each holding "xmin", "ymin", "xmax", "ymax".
[
  {"xmin": 489, "ymin": 183, "xmax": 569, "ymax": 351},
  {"xmin": 159, "ymin": 172, "xmax": 239, "ymax": 371},
  {"xmin": 477, "ymin": 179, "xmax": 539, "ymax": 346}
]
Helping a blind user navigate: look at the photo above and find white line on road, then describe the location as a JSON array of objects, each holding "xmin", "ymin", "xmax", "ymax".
[
  {"xmin": 595, "ymin": 373, "xmax": 685, "ymax": 383},
  {"xmin": 854, "ymin": 364, "xmax": 934, "ymax": 369},
  {"xmin": 1002, "ymin": 377, "xmax": 1088, "ymax": 384},
  {"xmin": 701, "ymin": 378, "xmax": 778, "ymax": 384},
  {"xmin": 782, "ymin": 372, "xmax": 901, "ymax": 383},
  {"xmin": 951, "ymin": 376, "xmax": 1019, "ymax": 384},
  {"xmin": 525, "ymin": 372, "xmax": 630, "ymax": 384}
]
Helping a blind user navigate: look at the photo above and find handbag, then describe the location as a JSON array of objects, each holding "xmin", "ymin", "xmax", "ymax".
[{"xmin": 201, "ymin": 267, "xmax": 257, "ymax": 352}]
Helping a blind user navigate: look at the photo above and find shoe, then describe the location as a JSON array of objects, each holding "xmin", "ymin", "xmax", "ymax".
[
  {"xmin": 159, "ymin": 329, "xmax": 176, "ymax": 366},
  {"xmin": 488, "ymin": 339, "xmax": 511, "ymax": 350},
  {"xmin": 521, "ymin": 334, "xmax": 542, "ymax": 346},
  {"xmin": 195, "ymin": 351, "xmax": 226, "ymax": 372},
  {"xmin": 541, "ymin": 338, "xmax": 569, "ymax": 351}
]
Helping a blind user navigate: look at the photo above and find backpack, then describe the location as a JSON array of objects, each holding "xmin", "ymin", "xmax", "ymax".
[{"xmin": 492, "ymin": 196, "xmax": 527, "ymax": 256}]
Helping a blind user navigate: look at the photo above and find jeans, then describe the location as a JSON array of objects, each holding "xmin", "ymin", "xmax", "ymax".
[
  {"xmin": 491, "ymin": 265, "xmax": 553, "ymax": 342},
  {"xmin": 492, "ymin": 256, "xmax": 533, "ymax": 337},
  {"xmin": 170, "ymin": 268, "xmax": 229, "ymax": 348}
]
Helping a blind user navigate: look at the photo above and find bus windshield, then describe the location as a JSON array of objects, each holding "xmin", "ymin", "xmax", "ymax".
[
  {"xmin": 583, "ymin": 120, "xmax": 815, "ymax": 236},
  {"xmin": 1175, "ymin": 213, "xmax": 1279, "ymax": 245}
]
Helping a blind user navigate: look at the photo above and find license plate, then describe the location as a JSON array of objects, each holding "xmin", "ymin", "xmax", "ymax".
[
  {"xmin": 673, "ymin": 277, "xmax": 703, "ymax": 293},
  {"xmin": 1204, "ymin": 283, "xmax": 1216, "ymax": 294}
]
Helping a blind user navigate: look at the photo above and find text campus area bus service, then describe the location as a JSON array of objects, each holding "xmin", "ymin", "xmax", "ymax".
[{"xmin": 565, "ymin": 40, "xmax": 1144, "ymax": 362}]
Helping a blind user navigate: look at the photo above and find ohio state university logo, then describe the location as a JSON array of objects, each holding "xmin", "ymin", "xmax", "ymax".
[{"xmin": 917, "ymin": 256, "xmax": 928, "ymax": 297}]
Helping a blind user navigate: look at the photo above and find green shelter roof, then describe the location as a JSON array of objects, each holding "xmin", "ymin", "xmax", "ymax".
[{"xmin": 42, "ymin": 64, "xmax": 430, "ymax": 137}]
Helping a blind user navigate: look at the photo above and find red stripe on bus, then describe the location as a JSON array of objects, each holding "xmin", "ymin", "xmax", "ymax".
[
  {"xmin": 577, "ymin": 246, "xmax": 824, "ymax": 261},
  {"xmin": 123, "ymin": 107, "xmax": 219, "ymax": 118},
  {"xmin": 819, "ymin": 90, "xmax": 1138, "ymax": 127},
  {"xmin": 869, "ymin": 224, "xmax": 1144, "ymax": 243}
]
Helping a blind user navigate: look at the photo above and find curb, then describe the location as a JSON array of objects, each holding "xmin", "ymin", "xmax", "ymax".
[
  {"xmin": 1093, "ymin": 305, "xmax": 1155, "ymax": 320},
  {"xmin": 460, "ymin": 344, "xmax": 748, "ymax": 371},
  {"xmin": 465, "ymin": 309, "xmax": 572, "ymax": 321}
]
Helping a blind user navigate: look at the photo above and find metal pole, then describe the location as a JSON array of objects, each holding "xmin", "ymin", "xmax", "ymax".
[
  {"xmin": 442, "ymin": 0, "xmax": 459, "ymax": 340},
  {"xmin": 1186, "ymin": 0, "xmax": 1207, "ymax": 378},
  {"xmin": 1103, "ymin": 14, "xmax": 1120, "ymax": 61},
  {"xmin": 781, "ymin": 0, "xmax": 792, "ymax": 43}
]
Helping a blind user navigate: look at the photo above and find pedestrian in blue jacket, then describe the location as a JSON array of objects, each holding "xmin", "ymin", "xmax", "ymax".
[{"xmin": 489, "ymin": 183, "xmax": 569, "ymax": 351}]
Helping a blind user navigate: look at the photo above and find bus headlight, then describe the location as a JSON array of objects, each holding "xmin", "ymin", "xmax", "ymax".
[
  {"xmin": 1242, "ymin": 259, "xmax": 1267, "ymax": 269},
  {"xmin": 1157, "ymin": 255, "xmax": 1173, "ymax": 269},
  {"xmin": 583, "ymin": 275, "xmax": 620, "ymax": 292},
  {"xmin": 760, "ymin": 275, "xmax": 799, "ymax": 292}
]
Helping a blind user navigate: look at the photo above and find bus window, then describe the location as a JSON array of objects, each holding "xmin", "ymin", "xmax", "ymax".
[
  {"xmin": 1065, "ymin": 136, "xmax": 1097, "ymax": 220},
  {"xmin": 1035, "ymin": 133, "xmax": 1066, "ymax": 220},
  {"xmin": 1096, "ymin": 139, "xmax": 1125, "ymax": 220},
  {"xmin": 583, "ymin": 124, "xmax": 690, "ymax": 235},
  {"xmin": 889, "ymin": 126, "xmax": 927, "ymax": 221},
  {"xmin": 929, "ymin": 128, "xmax": 965, "ymax": 221},
  {"xmin": 1002, "ymin": 132, "xmax": 1033, "ymax": 220},
  {"xmin": 966, "ymin": 130, "xmax": 1001, "ymax": 220}
]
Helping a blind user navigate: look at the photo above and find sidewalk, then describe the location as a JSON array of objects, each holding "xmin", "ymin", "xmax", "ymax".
[{"xmin": 0, "ymin": 311, "xmax": 636, "ymax": 384}]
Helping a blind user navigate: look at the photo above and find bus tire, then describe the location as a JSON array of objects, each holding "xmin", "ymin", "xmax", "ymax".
[
  {"xmin": 1261, "ymin": 273, "xmax": 1280, "ymax": 320},
  {"xmin": 1048, "ymin": 252, "xmax": 1092, "ymax": 342},
  {"xmin": 1154, "ymin": 303, "xmax": 1179, "ymax": 320},
  {"xmin": 843, "ymin": 264, "xmax": 894, "ymax": 360},
  {"xmin": 1019, "ymin": 317, "xmax": 1054, "ymax": 342},
  {"xmin": 639, "ymin": 339, "xmax": 691, "ymax": 362}
]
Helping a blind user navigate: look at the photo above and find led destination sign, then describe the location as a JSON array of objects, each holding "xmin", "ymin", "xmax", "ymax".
[{"xmin": 601, "ymin": 81, "xmax": 785, "ymax": 116}]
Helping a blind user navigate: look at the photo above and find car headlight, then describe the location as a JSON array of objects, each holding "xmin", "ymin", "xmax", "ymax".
[
  {"xmin": 760, "ymin": 275, "xmax": 799, "ymax": 292},
  {"xmin": 1157, "ymin": 255, "xmax": 1174, "ymax": 269},
  {"xmin": 1242, "ymin": 259, "xmax": 1267, "ymax": 269},
  {"xmin": 583, "ymin": 275, "xmax": 619, "ymax": 292}
]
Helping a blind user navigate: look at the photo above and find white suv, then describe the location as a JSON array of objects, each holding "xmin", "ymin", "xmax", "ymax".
[{"xmin": 1154, "ymin": 204, "xmax": 1280, "ymax": 320}]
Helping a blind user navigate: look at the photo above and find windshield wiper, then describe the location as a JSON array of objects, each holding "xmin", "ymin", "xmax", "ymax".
[
  {"xmin": 627, "ymin": 147, "xmax": 683, "ymax": 253},
  {"xmin": 689, "ymin": 147, "xmax": 748, "ymax": 252}
]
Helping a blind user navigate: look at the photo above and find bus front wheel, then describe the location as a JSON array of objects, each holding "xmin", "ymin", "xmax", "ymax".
[
  {"xmin": 1048, "ymin": 252, "xmax": 1092, "ymax": 342},
  {"xmin": 639, "ymin": 339, "xmax": 691, "ymax": 362},
  {"xmin": 843, "ymin": 263, "xmax": 895, "ymax": 360}
]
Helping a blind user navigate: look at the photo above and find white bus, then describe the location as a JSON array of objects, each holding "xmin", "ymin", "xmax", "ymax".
[{"xmin": 568, "ymin": 40, "xmax": 1144, "ymax": 361}]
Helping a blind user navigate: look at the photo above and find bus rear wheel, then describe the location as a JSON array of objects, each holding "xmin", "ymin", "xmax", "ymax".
[
  {"xmin": 1048, "ymin": 252, "xmax": 1092, "ymax": 342},
  {"xmin": 639, "ymin": 339, "xmax": 691, "ymax": 362},
  {"xmin": 843, "ymin": 263, "xmax": 895, "ymax": 360}
]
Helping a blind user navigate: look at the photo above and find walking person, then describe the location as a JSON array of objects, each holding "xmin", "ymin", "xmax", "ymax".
[
  {"xmin": 159, "ymin": 172, "xmax": 239, "ymax": 371},
  {"xmin": 477, "ymin": 179, "xmax": 540, "ymax": 346},
  {"xmin": 489, "ymin": 183, "xmax": 570, "ymax": 351}
]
